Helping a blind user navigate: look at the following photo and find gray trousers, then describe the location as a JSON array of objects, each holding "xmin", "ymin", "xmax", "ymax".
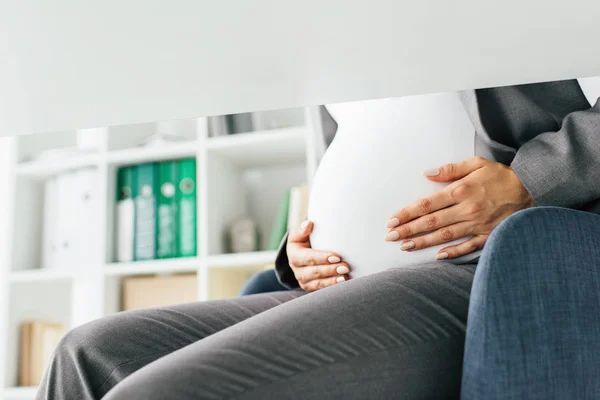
[{"xmin": 36, "ymin": 262, "xmax": 475, "ymax": 400}]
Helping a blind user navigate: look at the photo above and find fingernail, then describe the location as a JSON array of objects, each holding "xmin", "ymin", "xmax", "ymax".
[
  {"xmin": 300, "ymin": 220, "xmax": 309, "ymax": 232},
  {"xmin": 400, "ymin": 241, "xmax": 416, "ymax": 251},
  {"xmin": 423, "ymin": 168, "xmax": 440, "ymax": 177},
  {"xmin": 336, "ymin": 276, "xmax": 346, "ymax": 283},
  {"xmin": 328, "ymin": 256, "xmax": 341, "ymax": 263},
  {"xmin": 336, "ymin": 265, "xmax": 350, "ymax": 274},
  {"xmin": 385, "ymin": 231, "xmax": 400, "ymax": 242},
  {"xmin": 436, "ymin": 252, "xmax": 449, "ymax": 260},
  {"xmin": 386, "ymin": 217, "xmax": 400, "ymax": 228}
]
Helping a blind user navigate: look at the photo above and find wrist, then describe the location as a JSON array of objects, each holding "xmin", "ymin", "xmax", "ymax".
[{"xmin": 509, "ymin": 166, "xmax": 536, "ymax": 209}]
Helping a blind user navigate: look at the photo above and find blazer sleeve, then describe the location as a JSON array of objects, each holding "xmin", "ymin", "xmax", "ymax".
[
  {"xmin": 274, "ymin": 232, "xmax": 300, "ymax": 289},
  {"xmin": 511, "ymin": 97, "xmax": 600, "ymax": 208},
  {"xmin": 274, "ymin": 106, "xmax": 338, "ymax": 289}
]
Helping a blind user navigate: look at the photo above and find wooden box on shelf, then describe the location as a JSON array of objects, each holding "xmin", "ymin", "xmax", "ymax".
[{"xmin": 121, "ymin": 273, "xmax": 198, "ymax": 311}]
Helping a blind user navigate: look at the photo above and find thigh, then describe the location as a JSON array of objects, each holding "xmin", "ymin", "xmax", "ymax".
[
  {"xmin": 463, "ymin": 207, "xmax": 600, "ymax": 399},
  {"xmin": 45, "ymin": 289, "xmax": 305, "ymax": 399},
  {"xmin": 105, "ymin": 262, "xmax": 476, "ymax": 400}
]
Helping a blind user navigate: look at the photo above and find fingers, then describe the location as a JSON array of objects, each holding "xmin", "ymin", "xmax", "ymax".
[
  {"xmin": 291, "ymin": 248, "xmax": 342, "ymax": 267},
  {"xmin": 423, "ymin": 156, "xmax": 487, "ymax": 183},
  {"xmin": 386, "ymin": 190, "xmax": 455, "ymax": 229},
  {"xmin": 436, "ymin": 235, "xmax": 488, "ymax": 260},
  {"xmin": 294, "ymin": 261, "xmax": 351, "ymax": 293},
  {"xmin": 288, "ymin": 220, "xmax": 313, "ymax": 243},
  {"xmin": 302, "ymin": 274, "xmax": 349, "ymax": 292},
  {"xmin": 397, "ymin": 222, "xmax": 473, "ymax": 252},
  {"xmin": 385, "ymin": 205, "xmax": 465, "ymax": 241},
  {"xmin": 295, "ymin": 262, "xmax": 350, "ymax": 285}
]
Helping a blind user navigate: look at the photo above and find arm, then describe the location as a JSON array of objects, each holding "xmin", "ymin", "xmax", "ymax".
[{"xmin": 511, "ymin": 97, "xmax": 600, "ymax": 208}]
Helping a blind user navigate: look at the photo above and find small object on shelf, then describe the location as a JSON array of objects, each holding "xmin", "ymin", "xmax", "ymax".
[
  {"xmin": 157, "ymin": 161, "xmax": 178, "ymax": 259},
  {"xmin": 177, "ymin": 158, "xmax": 197, "ymax": 257},
  {"xmin": 134, "ymin": 163, "xmax": 158, "ymax": 261},
  {"xmin": 19, "ymin": 320, "xmax": 66, "ymax": 387},
  {"xmin": 121, "ymin": 273, "xmax": 198, "ymax": 311},
  {"xmin": 226, "ymin": 217, "xmax": 260, "ymax": 253},
  {"xmin": 116, "ymin": 166, "xmax": 136, "ymax": 262}
]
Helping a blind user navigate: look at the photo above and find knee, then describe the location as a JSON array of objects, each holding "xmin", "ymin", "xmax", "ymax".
[
  {"xmin": 486, "ymin": 206, "xmax": 598, "ymax": 256},
  {"xmin": 480, "ymin": 207, "xmax": 599, "ymax": 281},
  {"xmin": 54, "ymin": 318, "xmax": 105, "ymax": 361}
]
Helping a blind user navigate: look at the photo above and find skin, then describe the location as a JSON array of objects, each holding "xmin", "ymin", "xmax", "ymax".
[
  {"xmin": 385, "ymin": 156, "xmax": 536, "ymax": 259},
  {"xmin": 286, "ymin": 220, "xmax": 350, "ymax": 292},
  {"xmin": 287, "ymin": 156, "xmax": 535, "ymax": 291}
]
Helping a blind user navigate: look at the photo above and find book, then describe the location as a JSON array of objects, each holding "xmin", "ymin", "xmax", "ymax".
[
  {"xmin": 19, "ymin": 321, "xmax": 66, "ymax": 387},
  {"xmin": 287, "ymin": 184, "xmax": 309, "ymax": 235},
  {"xmin": 56, "ymin": 172, "xmax": 79, "ymax": 269},
  {"xmin": 116, "ymin": 166, "xmax": 136, "ymax": 262},
  {"xmin": 157, "ymin": 161, "xmax": 178, "ymax": 259},
  {"xmin": 268, "ymin": 188, "xmax": 291, "ymax": 250},
  {"xmin": 18, "ymin": 322, "xmax": 32, "ymax": 386},
  {"xmin": 42, "ymin": 178, "xmax": 59, "ymax": 269},
  {"xmin": 77, "ymin": 168, "xmax": 100, "ymax": 262},
  {"xmin": 134, "ymin": 163, "xmax": 158, "ymax": 261},
  {"xmin": 225, "ymin": 113, "xmax": 254, "ymax": 134},
  {"xmin": 177, "ymin": 158, "xmax": 197, "ymax": 257},
  {"xmin": 208, "ymin": 116, "xmax": 229, "ymax": 137}
]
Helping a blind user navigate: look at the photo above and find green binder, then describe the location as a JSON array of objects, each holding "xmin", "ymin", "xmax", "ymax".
[
  {"xmin": 134, "ymin": 163, "xmax": 158, "ymax": 261},
  {"xmin": 116, "ymin": 166, "xmax": 136, "ymax": 262},
  {"xmin": 269, "ymin": 189, "xmax": 291, "ymax": 250},
  {"xmin": 177, "ymin": 158, "xmax": 197, "ymax": 257},
  {"xmin": 157, "ymin": 161, "xmax": 178, "ymax": 259}
]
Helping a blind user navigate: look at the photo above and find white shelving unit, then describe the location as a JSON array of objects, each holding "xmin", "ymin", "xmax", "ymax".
[{"xmin": 0, "ymin": 107, "xmax": 322, "ymax": 399}]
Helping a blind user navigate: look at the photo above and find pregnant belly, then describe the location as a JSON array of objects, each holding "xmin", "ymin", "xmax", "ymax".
[{"xmin": 307, "ymin": 93, "xmax": 479, "ymax": 278}]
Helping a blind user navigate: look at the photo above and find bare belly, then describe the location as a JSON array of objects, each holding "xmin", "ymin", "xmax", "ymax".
[{"xmin": 307, "ymin": 92, "xmax": 480, "ymax": 279}]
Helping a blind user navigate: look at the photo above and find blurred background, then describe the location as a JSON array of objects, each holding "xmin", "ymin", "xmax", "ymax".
[{"xmin": 0, "ymin": 106, "xmax": 322, "ymax": 399}]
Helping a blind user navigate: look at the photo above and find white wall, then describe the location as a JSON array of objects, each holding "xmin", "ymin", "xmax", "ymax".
[{"xmin": 2, "ymin": 0, "xmax": 600, "ymax": 136}]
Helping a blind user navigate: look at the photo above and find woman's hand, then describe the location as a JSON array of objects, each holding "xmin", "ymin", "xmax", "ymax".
[
  {"xmin": 384, "ymin": 156, "xmax": 535, "ymax": 259},
  {"xmin": 287, "ymin": 220, "xmax": 350, "ymax": 292}
]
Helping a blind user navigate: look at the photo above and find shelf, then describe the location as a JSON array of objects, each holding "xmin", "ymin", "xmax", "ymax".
[
  {"xmin": 104, "ymin": 257, "xmax": 201, "ymax": 276},
  {"xmin": 9, "ymin": 268, "xmax": 74, "ymax": 283},
  {"xmin": 3, "ymin": 387, "xmax": 38, "ymax": 400},
  {"xmin": 207, "ymin": 251, "xmax": 277, "ymax": 268},
  {"xmin": 15, "ymin": 153, "xmax": 101, "ymax": 179},
  {"xmin": 106, "ymin": 140, "xmax": 198, "ymax": 166},
  {"xmin": 205, "ymin": 127, "xmax": 307, "ymax": 168}
]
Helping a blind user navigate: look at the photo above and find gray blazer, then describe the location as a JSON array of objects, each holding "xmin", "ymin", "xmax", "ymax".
[{"xmin": 275, "ymin": 79, "xmax": 600, "ymax": 289}]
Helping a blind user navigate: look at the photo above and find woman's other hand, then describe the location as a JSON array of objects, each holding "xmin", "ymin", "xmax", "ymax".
[
  {"xmin": 385, "ymin": 156, "xmax": 535, "ymax": 260},
  {"xmin": 287, "ymin": 220, "xmax": 350, "ymax": 292}
]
